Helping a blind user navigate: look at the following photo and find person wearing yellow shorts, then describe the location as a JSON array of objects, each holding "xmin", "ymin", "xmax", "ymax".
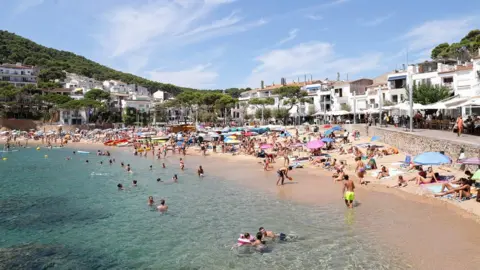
[{"xmin": 342, "ymin": 175, "xmax": 355, "ymax": 208}]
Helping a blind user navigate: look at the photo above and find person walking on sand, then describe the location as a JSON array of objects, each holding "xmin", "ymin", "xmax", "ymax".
[
  {"xmin": 456, "ymin": 116, "xmax": 464, "ymax": 137},
  {"xmin": 342, "ymin": 175, "xmax": 355, "ymax": 208},
  {"xmin": 355, "ymin": 157, "xmax": 366, "ymax": 185}
]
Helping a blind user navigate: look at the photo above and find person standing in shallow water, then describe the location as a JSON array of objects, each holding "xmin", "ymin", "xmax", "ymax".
[
  {"xmin": 342, "ymin": 175, "xmax": 355, "ymax": 208},
  {"xmin": 157, "ymin": 199, "xmax": 168, "ymax": 212}
]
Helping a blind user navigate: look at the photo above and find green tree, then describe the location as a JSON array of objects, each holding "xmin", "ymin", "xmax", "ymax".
[
  {"xmin": 123, "ymin": 107, "xmax": 137, "ymax": 126},
  {"xmin": 272, "ymin": 108, "xmax": 290, "ymax": 124},
  {"xmin": 340, "ymin": 103, "xmax": 351, "ymax": 112},
  {"xmin": 84, "ymin": 88, "xmax": 111, "ymax": 101},
  {"xmin": 255, "ymin": 108, "xmax": 272, "ymax": 120},
  {"xmin": 41, "ymin": 93, "xmax": 73, "ymax": 105},
  {"xmin": 431, "ymin": 43, "xmax": 450, "ymax": 59},
  {"xmin": 273, "ymin": 85, "xmax": 311, "ymax": 111},
  {"xmin": 38, "ymin": 67, "xmax": 66, "ymax": 82},
  {"xmin": 249, "ymin": 97, "xmax": 274, "ymax": 124},
  {"xmin": 307, "ymin": 104, "xmax": 316, "ymax": 116},
  {"xmin": 409, "ymin": 83, "xmax": 451, "ymax": 105}
]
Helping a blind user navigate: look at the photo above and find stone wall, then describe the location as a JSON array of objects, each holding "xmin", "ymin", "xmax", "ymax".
[{"xmin": 346, "ymin": 124, "xmax": 480, "ymax": 162}]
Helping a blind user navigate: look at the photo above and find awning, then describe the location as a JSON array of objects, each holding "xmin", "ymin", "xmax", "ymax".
[{"xmin": 388, "ymin": 75, "xmax": 406, "ymax": 81}]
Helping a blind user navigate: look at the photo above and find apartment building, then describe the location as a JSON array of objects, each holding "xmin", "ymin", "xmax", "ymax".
[{"xmin": 0, "ymin": 63, "xmax": 38, "ymax": 87}]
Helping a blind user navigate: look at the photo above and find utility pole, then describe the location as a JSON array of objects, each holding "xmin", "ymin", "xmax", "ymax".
[
  {"xmin": 378, "ymin": 87, "xmax": 383, "ymax": 127},
  {"xmin": 409, "ymin": 82, "xmax": 413, "ymax": 132},
  {"xmin": 353, "ymin": 91, "xmax": 357, "ymax": 124}
]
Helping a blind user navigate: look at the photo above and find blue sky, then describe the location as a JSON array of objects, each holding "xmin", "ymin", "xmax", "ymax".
[{"xmin": 1, "ymin": 0, "xmax": 480, "ymax": 90}]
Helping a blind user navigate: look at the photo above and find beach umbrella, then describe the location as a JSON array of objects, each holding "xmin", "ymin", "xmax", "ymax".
[
  {"xmin": 472, "ymin": 170, "xmax": 480, "ymax": 180},
  {"xmin": 306, "ymin": 140, "xmax": 325, "ymax": 149},
  {"xmin": 413, "ymin": 152, "xmax": 451, "ymax": 165},
  {"xmin": 321, "ymin": 138, "xmax": 334, "ymax": 143},
  {"xmin": 331, "ymin": 126, "xmax": 342, "ymax": 131},
  {"xmin": 292, "ymin": 143, "xmax": 304, "ymax": 147},
  {"xmin": 243, "ymin": 131, "xmax": 256, "ymax": 136},
  {"xmin": 370, "ymin": 136, "xmax": 380, "ymax": 142},
  {"xmin": 227, "ymin": 135, "xmax": 236, "ymax": 139},
  {"xmin": 458, "ymin": 157, "xmax": 480, "ymax": 165},
  {"xmin": 323, "ymin": 124, "xmax": 332, "ymax": 128},
  {"xmin": 226, "ymin": 140, "xmax": 240, "ymax": 144},
  {"xmin": 260, "ymin": 144, "xmax": 273, "ymax": 149}
]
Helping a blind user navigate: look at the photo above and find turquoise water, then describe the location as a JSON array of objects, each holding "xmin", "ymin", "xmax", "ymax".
[{"xmin": 0, "ymin": 147, "xmax": 407, "ymax": 269}]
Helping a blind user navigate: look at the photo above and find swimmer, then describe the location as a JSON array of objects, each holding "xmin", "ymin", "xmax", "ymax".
[
  {"xmin": 197, "ymin": 165, "xmax": 204, "ymax": 177},
  {"xmin": 73, "ymin": 151, "xmax": 76, "ymax": 155},
  {"xmin": 148, "ymin": 196, "xmax": 155, "ymax": 206},
  {"xmin": 180, "ymin": 158, "xmax": 184, "ymax": 170},
  {"xmin": 157, "ymin": 199, "xmax": 168, "ymax": 212},
  {"xmin": 342, "ymin": 174, "xmax": 355, "ymax": 208},
  {"xmin": 162, "ymin": 163, "xmax": 166, "ymax": 168},
  {"xmin": 149, "ymin": 165, "xmax": 153, "ymax": 170},
  {"xmin": 109, "ymin": 159, "xmax": 113, "ymax": 165},
  {"xmin": 65, "ymin": 157, "xmax": 71, "ymax": 160},
  {"xmin": 85, "ymin": 160, "xmax": 89, "ymax": 163},
  {"xmin": 259, "ymin": 227, "xmax": 276, "ymax": 240},
  {"xmin": 100, "ymin": 161, "xmax": 103, "ymax": 165},
  {"xmin": 132, "ymin": 180, "xmax": 137, "ymax": 187},
  {"xmin": 121, "ymin": 162, "xmax": 125, "ymax": 168},
  {"xmin": 117, "ymin": 183, "xmax": 124, "ymax": 190},
  {"xmin": 157, "ymin": 178, "xmax": 163, "ymax": 182},
  {"xmin": 251, "ymin": 232, "xmax": 267, "ymax": 251},
  {"xmin": 173, "ymin": 174, "xmax": 178, "ymax": 182}
]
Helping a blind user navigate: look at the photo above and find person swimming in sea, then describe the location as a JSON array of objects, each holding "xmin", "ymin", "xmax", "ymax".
[
  {"xmin": 126, "ymin": 164, "xmax": 133, "ymax": 173},
  {"xmin": 132, "ymin": 180, "xmax": 137, "ymax": 187},
  {"xmin": 162, "ymin": 163, "xmax": 166, "ymax": 168},
  {"xmin": 149, "ymin": 165, "xmax": 153, "ymax": 170},
  {"xmin": 148, "ymin": 196, "xmax": 155, "ymax": 206},
  {"xmin": 157, "ymin": 178, "xmax": 163, "ymax": 182},
  {"xmin": 197, "ymin": 165, "xmax": 204, "ymax": 177},
  {"xmin": 121, "ymin": 162, "xmax": 125, "ymax": 168},
  {"xmin": 342, "ymin": 174, "xmax": 355, "ymax": 208},
  {"xmin": 109, "ymin": 159, "xmax": 113, "ymax": 165},
  {"xmin": 259, "ymin": 227, "xmax": 276, "ymax": 240},
  {"xmin": 173, "ymin": 174, "xmax": 178, "ymax": 183},
  {"xmin": 100, "ymin": 161, "xmax": 103, "ymax": 165},
  {"xmin": 85, "ymin": 160, "xmax": 89, "ymax": 163},
  {"xmin": 157, "ymin": 199, "xmax": 168, "ymax": 212},
  {"xmin": 117, "ymin": 183, "xmax": 124, "ymax": 190},
  {"xmin": 251, "ymin": 232, "xmax": 267, "ymax": 252}
]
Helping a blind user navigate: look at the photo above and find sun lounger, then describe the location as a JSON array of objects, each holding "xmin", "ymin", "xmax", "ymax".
[{"xmin": 400, "ymin": 155, "xmax": 411, "ymax": 168}]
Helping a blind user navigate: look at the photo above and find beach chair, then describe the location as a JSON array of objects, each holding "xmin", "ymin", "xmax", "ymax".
[{"xmin": 400, "ymin": 155, "xmax": 411, "ymax": 168}]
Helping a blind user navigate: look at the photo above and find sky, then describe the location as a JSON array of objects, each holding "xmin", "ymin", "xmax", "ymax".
[{"xmin": 1, "ymin": 0, "xmax": 480, "ymax": 90}]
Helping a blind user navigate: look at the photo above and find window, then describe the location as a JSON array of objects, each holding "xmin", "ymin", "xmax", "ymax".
[
  {"xmin": 443, "ymin": 77, "xmax": 453, "ymax": 83},
  {"xmin": 392, "ymin": 95, "xmax": 398, "ymax": 103}
]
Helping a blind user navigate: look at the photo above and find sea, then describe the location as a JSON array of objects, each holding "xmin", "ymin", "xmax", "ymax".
[{"xmin": 0, "ymin": 146, "xmax": 476, "ymax": 269}]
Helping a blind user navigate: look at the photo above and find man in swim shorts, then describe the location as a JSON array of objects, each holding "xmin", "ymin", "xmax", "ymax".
[
  {"xmin": 197, "ymin": 165, "xmax": 204, "ymax": 177},
  {"xmin": 342, "ymin": 174, "xmax": 355, "ymax": 208},
  {"xmin": 276, "ymin": 167, "xmax": 291, "ymax": 186}
]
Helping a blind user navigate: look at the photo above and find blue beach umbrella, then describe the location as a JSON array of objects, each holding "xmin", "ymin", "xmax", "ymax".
[
  {"xmin": 331, "ymin": 126, "xmax": 342, "ymax": 131},
  {"xmin": 370, "ymin": 136, "xmax": 380, "ymax": 142},
  {"xmin": 321, "ymin": 138, "xmax": 334, "ymax": 143},
  {"xmin": 413, "ymin": 152, "xmax": 451, "ymax": 165},
  {"xmin": 324, "ymin": 129, "xmax": 334, "ymax": 135}
]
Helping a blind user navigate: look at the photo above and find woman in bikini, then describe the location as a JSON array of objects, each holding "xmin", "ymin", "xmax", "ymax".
[
  {"xmin": 376, "ymin": 165, "xmax": 390, "ymax": 179},
  {"xmin": 355, "ymin": 157, "xmax": 367, "ymax": 184},
  {"xmin": 415, "ymin": 167, "xmax": 437, "ymax": 185}
]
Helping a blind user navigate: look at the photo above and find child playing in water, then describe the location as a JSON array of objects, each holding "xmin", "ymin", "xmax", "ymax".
[{"xmin": 179, "ymin": 158, "xmax": 184, "ymax": 170}]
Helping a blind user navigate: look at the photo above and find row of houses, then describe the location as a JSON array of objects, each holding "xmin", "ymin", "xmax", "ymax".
[{"xmin": 234, "ymin": 56, "xmax": 480, "ymax": 122}]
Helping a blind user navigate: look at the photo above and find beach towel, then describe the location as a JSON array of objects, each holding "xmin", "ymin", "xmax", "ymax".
[
  {"xmin": 442, "ymin": 193, "xmax": 477, "ymax": 202},
  {"xmin": 423, "ymin": 183, "xmax": 459, "ymax": 194},
  {"xmin": 370, "ymin": 168, "xmax": 402, "ymax": 179},
  {"xmin": 437, "ymin": 175, "xmax": 455, "ymax": 181}
]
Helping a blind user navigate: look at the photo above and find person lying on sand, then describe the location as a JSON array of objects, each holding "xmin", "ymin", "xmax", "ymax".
[
  {"xmin": 434, "ymin": 179, "xmax": 471, "ymax": 199},
  {"xmin": 333, "ymin": 169, "xmax": 345, "ymax": 182}
]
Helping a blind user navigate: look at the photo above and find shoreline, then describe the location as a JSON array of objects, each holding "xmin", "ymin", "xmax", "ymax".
[{"xmin": 2, "ymin": 136, "xmax": 480, "ymax": 224}]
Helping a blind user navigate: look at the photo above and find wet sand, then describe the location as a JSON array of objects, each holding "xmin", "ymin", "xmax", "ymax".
[{"xmin": 190, "ymin": 154, "xmax": 480, "ymax": 270}]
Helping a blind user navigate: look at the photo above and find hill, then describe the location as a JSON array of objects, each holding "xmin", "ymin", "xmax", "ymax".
[
  {"xmin": 0, "ymin": 30, "xmax": 192, "ymax": 95},
  {"xmin": 431, "ymin": 29, "xmax": 480, "ymax": 61}
]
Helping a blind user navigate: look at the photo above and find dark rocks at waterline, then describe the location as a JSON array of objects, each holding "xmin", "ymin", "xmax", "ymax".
[{"xmin": 0, "ymin": 243, "xmax": 78, "ymax": 270}]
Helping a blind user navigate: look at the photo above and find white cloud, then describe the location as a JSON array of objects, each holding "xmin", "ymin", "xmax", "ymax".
[
  {"xmin": 246, "ymin": 42, "xmax": 382, "ymax": 87},
  {"xmin": 402, "ymin": 18, "xmax": 474, "ymax": 52},
  {"xmin": 148, "ymin": 64, "xmax": 219, "ymax": 89},
  {"xmin": 360, "ymin": 13, "xmax": 394, "ymax": 27},
  {"xmin": 99, "ymin": 0, "xmax": 264, "ymax": 58},
  {"xmin": 306, "ymin": 14, "xmax": 323, "ymax": 21},
  {"xmin": 277, "ymin": 29, "xmax": 299, "ymax": 46},
  {"xmin": 14, "ymin": 0, "xmax": 44, "ymax": 14}
]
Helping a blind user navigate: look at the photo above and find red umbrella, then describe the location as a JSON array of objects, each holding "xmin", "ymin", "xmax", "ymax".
[{"xmin": 323, "ymin": 124, "xmax": 332, "ymax": 128}]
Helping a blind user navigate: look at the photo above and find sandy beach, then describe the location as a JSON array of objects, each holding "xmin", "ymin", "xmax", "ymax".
[{"xmin": 2, "ymin": 129, "xmax": 480, "ymax": 269}]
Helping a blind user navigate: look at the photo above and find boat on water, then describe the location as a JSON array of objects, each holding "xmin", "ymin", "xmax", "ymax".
[
  {"xmin": 117, "ymin": 142, "xmax": 131, "ymax": 147},
  {"xmin": 104, "ymin": 139, "xmax": 129, "ymax": 146}
]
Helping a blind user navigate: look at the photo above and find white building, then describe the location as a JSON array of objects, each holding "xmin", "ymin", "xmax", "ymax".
[
  {"xmin": 121, "ymin": 94, "xmax": 153, "ymax": 113},
  {"xmin": 64, "ymin": 72, "xmax": 104, "ymax": 94},
  {"xmin": 59, "ymin": 109, "xmax": 88, "ymax": 125},
  {"xmin": 0, "ymin": 63, "xmax": 38, "ymax": 87},
  {"xmin": 103, "ymin": 80, "xmax": 129, "ymax": 93}
]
